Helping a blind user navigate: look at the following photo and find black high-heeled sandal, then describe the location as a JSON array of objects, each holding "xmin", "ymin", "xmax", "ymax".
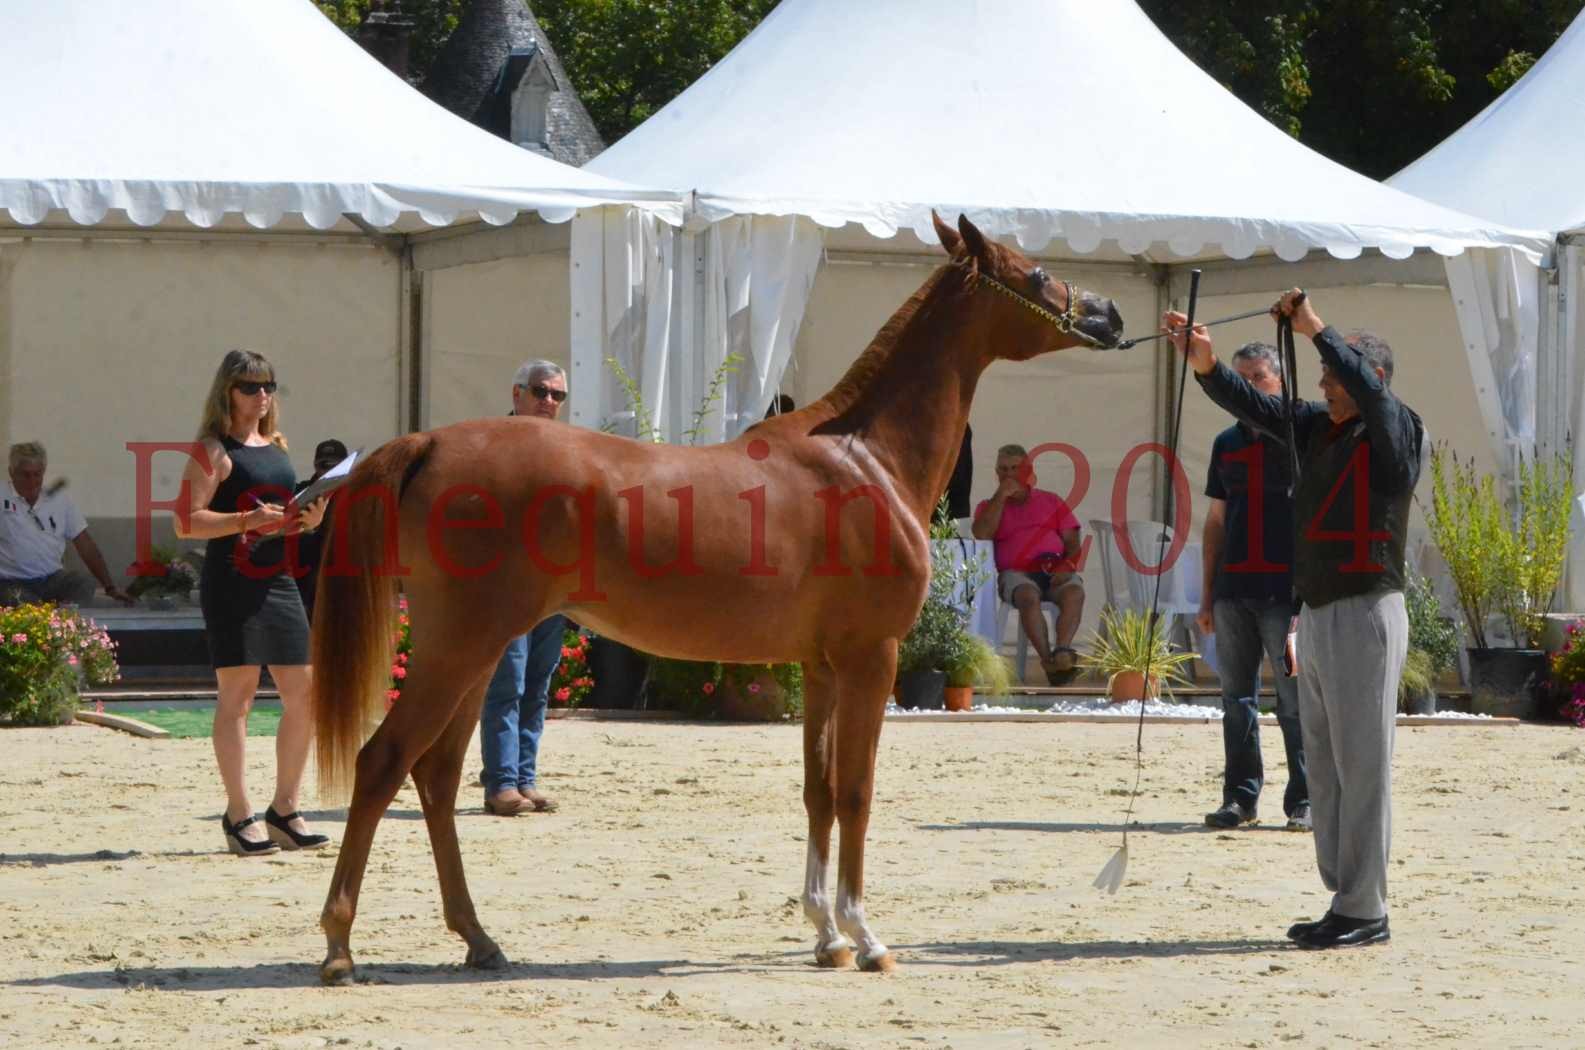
[
  {"xmin": 221, "ymin": 813, "xmax": 281, "ymax": 857},
  {"xmin": 264, "ymin": 806, "xmax": 331, "ymax": 851}
]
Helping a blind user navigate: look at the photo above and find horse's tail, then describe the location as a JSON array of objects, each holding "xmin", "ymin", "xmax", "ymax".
[{"xmin": 312, "ymin": 432, "xmax": 434, "ymax": 802}]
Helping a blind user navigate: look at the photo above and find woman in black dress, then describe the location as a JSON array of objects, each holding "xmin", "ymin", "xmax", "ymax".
[{"xmin": 175, "ymin": 350, "xmax": 330, "ymax": 857}]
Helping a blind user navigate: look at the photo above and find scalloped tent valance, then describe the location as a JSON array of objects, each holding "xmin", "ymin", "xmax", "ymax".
[
  {"xmin": 588, "ymin": 0, "xmax": 1544, "ymax": 261},
  {"xmin": 0, "ymin": 0, "xmax": 683, "ymax": 232}
]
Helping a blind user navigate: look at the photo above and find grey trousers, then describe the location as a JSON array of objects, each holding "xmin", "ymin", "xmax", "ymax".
[
  {"xmin": 0, "ymin": 569, "xmax": 96, "ymax": 606},
  {"xmin": 1295, "ymin": 590, "xmax": 1406, "ymax": 921}
]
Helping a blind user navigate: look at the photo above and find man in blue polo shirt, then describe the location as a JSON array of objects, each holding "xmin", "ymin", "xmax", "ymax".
[{"xmin": 1196, "ymin": 342, "xmax": 1309, "ymax": 832}]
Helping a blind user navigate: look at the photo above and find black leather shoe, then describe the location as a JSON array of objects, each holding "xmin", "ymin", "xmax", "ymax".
[
  {"xmin": 1286, "ymin": 910, "xmax": 1333, "ymax": 941},
  {"xmin": 1204, "ymin": 800, "xmax": 1256, "ymax": 828},
  {"xmin": 264, "ymin": 806, "xmax": 331, "ymax": 850},
  {"xmin": 1297, "ymin": 913, "xmax": 1389, "ymax": 949}
]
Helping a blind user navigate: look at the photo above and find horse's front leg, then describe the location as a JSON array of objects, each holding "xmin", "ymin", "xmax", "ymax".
[
  {"xmin": 799, "ymin": 660, "xmax": 854, "ymax": 968},
  {"xmin": 829, "ymin": 641, "xmax": 899, "ymax": 973}
]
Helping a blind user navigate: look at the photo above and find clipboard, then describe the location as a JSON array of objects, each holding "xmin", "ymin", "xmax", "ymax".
[{"xmin": 288, "ymin": 449, "xmax": 361, "ymax": 511}]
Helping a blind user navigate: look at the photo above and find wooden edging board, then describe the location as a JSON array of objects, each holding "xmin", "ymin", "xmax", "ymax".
[
  {"xmin": 73, "ymin": 710, "xmax": 171, "ymax": 738},
  {"xmin": 885, "ymin": 712, "xmax": 1520, "ymax": 728}
]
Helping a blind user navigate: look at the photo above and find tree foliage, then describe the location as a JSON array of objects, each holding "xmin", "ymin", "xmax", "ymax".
[
  {"xmin": 529, "ymin": 0, "xmax": 779, "ymax": 142},
  {"xmin": 315, "ymin": 0, "xmax": 467, "ymax": 85},
  {"xmin": 1136, "ymin": 0, "xmax": 1583, "ymax": 177}
]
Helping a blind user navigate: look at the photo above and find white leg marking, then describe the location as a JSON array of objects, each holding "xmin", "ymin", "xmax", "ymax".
[
  {"xmin": 802, "ymin": 838, "xmax": 848, "ymax": 952},
  {"xmin": 835, "ymin": 877, "xmax": 888, "ymax": 966}
]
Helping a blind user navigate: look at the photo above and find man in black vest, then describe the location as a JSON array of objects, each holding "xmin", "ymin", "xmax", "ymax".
[
  {"xmin": 1167, "ymin": 289, "xmax": 1425, "ymax": 950},
  {"xmin": 1197, "ymin": 342, "xmax": 1309, "ymax": 833}
]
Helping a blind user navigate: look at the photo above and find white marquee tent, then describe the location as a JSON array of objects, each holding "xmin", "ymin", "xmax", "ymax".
[
  {"xmin": 576, "ymin": 0, "xmax": 1547, "ymax": 466},
  {"xmin": 0, "ymin": 0, "xmax": 681, "ymax": 574},
  {"xmin": 1389, "ymin": 8, "xmax": 1585, "ymax": 608}
]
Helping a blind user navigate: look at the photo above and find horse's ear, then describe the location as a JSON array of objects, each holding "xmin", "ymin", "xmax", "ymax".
[
  {"xmin": 957, "ymin": 214, "xmax": 989, "ymax": 262},
  {"xmin": 932, "ymin": 210, "xmax": 963, "ymax": 256}
]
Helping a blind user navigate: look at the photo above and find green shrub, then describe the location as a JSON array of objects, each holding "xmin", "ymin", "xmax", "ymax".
[{"xmin": 0, "ymin": 603, "xmax": 120, "ymax": 726}]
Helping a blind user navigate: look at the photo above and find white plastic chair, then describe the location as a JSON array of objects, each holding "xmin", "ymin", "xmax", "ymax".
[
  {"xmin": 1117, "ymin": 520, "xmax": 1206, "ymax": 664},
  {"xmin": 998, "ymin": 598, "xmax": 1063, "ymax": 683},
  {"xmin": 1086, "ymin": 519, "xmax": 1136, "ymax": 615}
]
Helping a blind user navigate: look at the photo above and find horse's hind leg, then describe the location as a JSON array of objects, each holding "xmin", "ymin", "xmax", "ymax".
[
  {"xmin": 319, "ymin": 647, "xmax": 491, "ymax": 986},
  {"xmin": 409, "ymin": 678, "xmax": 507, "ymax": 970},
  {"xmin": 829, "ymin": 641, "xmax": 899, "ymax": 973},
  {"xmin": 799, "ymin": 659, "xmax": 854, "ymax": 969}
]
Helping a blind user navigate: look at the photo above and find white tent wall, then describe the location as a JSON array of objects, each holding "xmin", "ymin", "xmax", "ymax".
[
  {"xmin": 421, "ymin": 253, "xmax": 572, "ymax": 429},
  {"xmin": 0, "ymin": 235, "xmax": 401, "ymax": 580}
]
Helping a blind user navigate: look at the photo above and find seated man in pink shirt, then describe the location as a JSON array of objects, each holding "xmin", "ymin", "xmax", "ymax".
[{"xmin": 972, "ymin": 444, "xmax": 1085, "ymax": 685}]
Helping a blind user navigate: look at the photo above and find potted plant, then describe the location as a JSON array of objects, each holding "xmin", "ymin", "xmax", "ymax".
[
  {"xmin": 1078, "ymin": 607, "xmax": 1197, "ymax": 703},
  {"xmin": 1400, "ymin": 572, "xmax": 1459, "ymax": 715},
  {"xmin": 1426, "ymin": 446, "xmax": 1573, "ymax": 718},
  {"xmin": 126, "ymin": 545, "xmax": 203, "ymax": 609},
  {"xmin": 943, "ymin": 632, "xmax": 1013, "ymax": 712},
  {"xmin": 0, "ymin": 602, "xmax": 120, "ymax": 725},
  {"xmin": 646, "ymin": 657, "xmax": 803, "ymax": 720},
  {"xmin": 897, "ymin": 502, "xmax": 997, "ymax": 709}
]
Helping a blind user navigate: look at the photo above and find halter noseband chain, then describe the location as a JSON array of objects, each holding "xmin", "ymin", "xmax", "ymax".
[{"xmin": 973, "ymin": 267, "xmax": 1112, "ymax": 349}]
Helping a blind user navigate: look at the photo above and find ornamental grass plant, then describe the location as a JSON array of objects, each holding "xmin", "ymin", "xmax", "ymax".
[
  {"xmin": 1077, "ymin": 606, "xmax": 1198, "ymax": 698},
  {"xmin": 1426, "ymin": 445, "xmax": 1573, "ymax": 649}
]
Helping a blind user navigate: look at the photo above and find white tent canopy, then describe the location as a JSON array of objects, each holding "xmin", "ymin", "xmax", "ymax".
[
  {"xmin": 1389, "ymin": 10, "xmax": 1585, "ymax": 234},
  {"xmin": 570, "ymin": 0, "xmax": 1549, "ymax": 476},
  {"xmin": 589, "ymin": 0, "xmax": 1542, "ymax": 262},
  {"xmin": 0, "ymin": 0, "xmax": 683, "ymax": 232},
  {"xmin": 1390, "ymin": 8, "xmax": 1585, "ymax": 609}
]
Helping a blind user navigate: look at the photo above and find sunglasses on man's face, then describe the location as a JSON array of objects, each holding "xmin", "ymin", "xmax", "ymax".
[
  {"xmin": 527, "ymin": 383, "xmax": 567, "ymax": 404},
  {"xmin": 235, "ymin": 380, "xmax": 277, "ymax": 396}
]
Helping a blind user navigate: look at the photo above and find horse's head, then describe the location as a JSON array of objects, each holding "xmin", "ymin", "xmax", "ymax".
[{"xmin": 933, "ymin": 212, "xmax": 1123, "ymax": 354}]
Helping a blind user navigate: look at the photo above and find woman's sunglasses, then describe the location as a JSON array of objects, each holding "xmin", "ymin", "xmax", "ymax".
[
  {"xmin": 235, "ymin": 380, "xmax": 278, "ymax": 396},
  {"xmin": 527, "ymin": 383, "xmax": 567, "ymax": 404}
]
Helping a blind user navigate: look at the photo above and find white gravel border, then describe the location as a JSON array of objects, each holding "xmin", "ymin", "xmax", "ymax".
[{"xmin": 885, "ymin": 698, "xmax": 1508, "ymax": 726}]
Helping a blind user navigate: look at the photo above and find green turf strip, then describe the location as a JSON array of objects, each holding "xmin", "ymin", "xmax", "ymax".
[{"xmin": 112, "ymin": 706, "xmax": 281, "ymax": 739}]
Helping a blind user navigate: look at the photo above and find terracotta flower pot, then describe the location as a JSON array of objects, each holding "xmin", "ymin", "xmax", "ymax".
[
  {"xmin": 943, "ymin": 684, "xmax": 974, "ymax": 711},
  {"xmin": 1106, "ymin": 670, "xmax": 1160, "ymax": 703}
]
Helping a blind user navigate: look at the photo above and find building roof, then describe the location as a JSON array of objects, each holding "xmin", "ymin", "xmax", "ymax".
[{"xmin": 423, "ymin": 0, "xmax": 605, "ymax": 167}]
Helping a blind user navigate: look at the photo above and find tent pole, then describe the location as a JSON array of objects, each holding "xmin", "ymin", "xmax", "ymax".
[{"xmin": 1152, "ymin": 263, "xmax": 1173, "ymax": 523}]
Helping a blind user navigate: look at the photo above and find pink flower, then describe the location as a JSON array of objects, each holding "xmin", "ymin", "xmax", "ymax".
[
  {"xmin": 575, "ymin": 677, "xmax": 593, "ymax": 688},
  {"xmin": 387, "ymin": 688, "xmax": 401, "ymax": 701},
  {"xmin": 747, "ymin": 682, "xmax": 761, "ymax": 694},
  {"xmin": 10, "ymin": 633, "xmax": 25, "ymax": 644},
  {"xmin": 67, "ymin": 655, "xmax": 78, "ymax": 666},
  {"xmin": 701, "ymin": 682, "xmax": 715, "ymax": 695},
  {"xmin": 396, "ymin": 652, "xmax": 408, "ymax": 665},
  {"xmin": 561, "ymin": 646, "xmax": 574, "ymax": 659},
  {"xmin": 392, "ymin": 666, "xmax": 407, "ymax": 680},
  {"xmin": 554, "ymin": 687, "xmax": 571, "ymax": 702}
]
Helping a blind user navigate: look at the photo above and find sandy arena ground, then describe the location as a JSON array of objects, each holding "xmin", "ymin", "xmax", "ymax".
[{"xmin": 2, "ymin": 716, "xmax": 1583, "ymax": 1049}]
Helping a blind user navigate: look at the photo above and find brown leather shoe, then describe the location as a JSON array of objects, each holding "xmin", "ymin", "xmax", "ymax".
[
  {"xmin": 519, "ymin": 787, "xmax": 558, "ymax": 813},
  {"xmin": 483, "ymin": 789, "xmax": 530, "ymax": 816}
]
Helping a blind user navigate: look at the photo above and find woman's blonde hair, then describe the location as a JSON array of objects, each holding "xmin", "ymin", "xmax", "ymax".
[{"xmin": 196, "ymin": 349, "xmax": 288, "ymax": 450}]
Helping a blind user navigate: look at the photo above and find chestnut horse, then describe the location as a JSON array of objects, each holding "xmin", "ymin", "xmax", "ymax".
[{"xmin": 311, "ymin": 212, "xmax": 1123, "ymax": 984}]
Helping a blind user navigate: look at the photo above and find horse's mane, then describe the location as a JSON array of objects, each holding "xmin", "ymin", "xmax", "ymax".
[{"xmin": 814, "ymin": 260, "xmax": 975, "ymax": 419}]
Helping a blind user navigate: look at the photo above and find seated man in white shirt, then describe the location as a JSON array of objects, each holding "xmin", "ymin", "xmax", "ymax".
[{"xmin": 0, "ymin": 442, "xmax": 131, "ymax": 606}]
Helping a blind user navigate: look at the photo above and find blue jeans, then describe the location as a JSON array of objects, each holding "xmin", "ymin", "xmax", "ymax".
[
  {"xmin": 1214, "ymin": 597, "xmax": 1308, "ymax": 817},
  {"xmin": 480, "ymin": 616, "xmax": 564, "ymax": 794}
]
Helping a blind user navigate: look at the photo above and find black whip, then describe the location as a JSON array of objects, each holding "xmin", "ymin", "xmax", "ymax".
[{"xmin": 1094, "ymin": 268, "xmax": 1201, "ymax": 893}]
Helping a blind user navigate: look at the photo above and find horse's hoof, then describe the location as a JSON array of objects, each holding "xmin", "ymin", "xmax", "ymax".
[
  {"xmin": 320, "ymin": 954, "xmax": 356, "ymax": 986},
  {"xmin": 858, "ymin": 951, "xmax": 897, "ymax": 973},
  {"xmin": 815, "ymin": 945, "xmax": 855, "ymax": 969},
  {"xmin": 465, "ymin": 943, "xmax": 510, "ymax": 971}
]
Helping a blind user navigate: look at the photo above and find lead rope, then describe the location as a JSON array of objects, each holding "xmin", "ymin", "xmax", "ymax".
[{"xmin": 1094, "ymin": 269, "xmax": 1202, "ymax": 893}]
